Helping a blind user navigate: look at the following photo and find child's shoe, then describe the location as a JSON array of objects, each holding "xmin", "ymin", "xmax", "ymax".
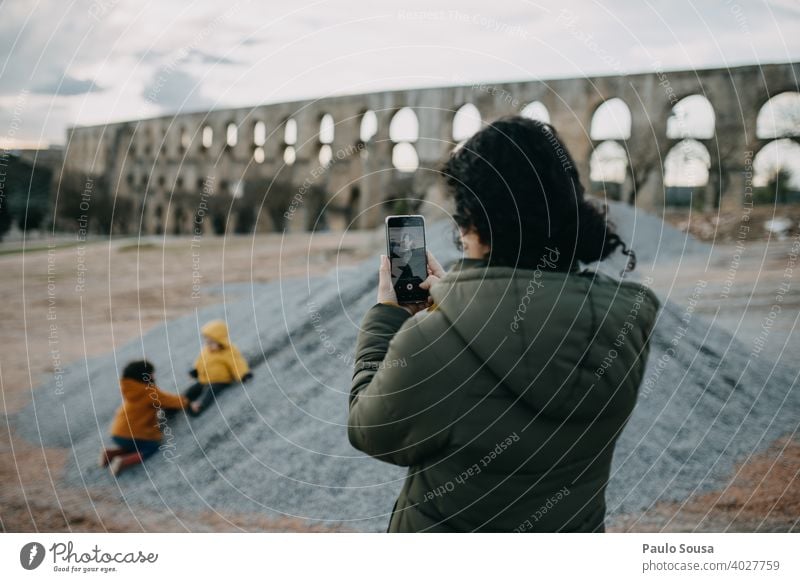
[
  {"xmin": 99, "ymin": 448, "xmax": 125, "ymax": 467},
  {"xmin": 109, "ymin": 452, "xmax": 144, "ymax": 476}
]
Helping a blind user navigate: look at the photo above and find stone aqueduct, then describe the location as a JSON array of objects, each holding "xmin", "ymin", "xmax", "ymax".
[{"xmin": 61, "ymin": 62, "xmax": 799, "ymax": 235}]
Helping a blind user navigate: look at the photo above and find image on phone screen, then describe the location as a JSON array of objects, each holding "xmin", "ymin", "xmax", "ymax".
[{"xmin": 387, "ymin": 216, "xmax": 427, "ymax": 303}]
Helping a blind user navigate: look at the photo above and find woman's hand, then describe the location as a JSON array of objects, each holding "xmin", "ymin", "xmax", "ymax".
[
  {"xmin": 377, "ymin": 251, "xmax": 445, "ymax": 315},
  {"xmin": 425, "ymin": 250, "xmax": 445, "ymax": 278}
]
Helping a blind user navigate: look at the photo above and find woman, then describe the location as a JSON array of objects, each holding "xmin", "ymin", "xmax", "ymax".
[{"xmin": 348, "ymin": 116, "xmax": 660, "ymax": 532}]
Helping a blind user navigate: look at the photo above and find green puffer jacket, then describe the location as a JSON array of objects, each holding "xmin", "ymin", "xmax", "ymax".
[{"xmin": 349, "ymin": 259, "xmax": 660, "ymax": 532}]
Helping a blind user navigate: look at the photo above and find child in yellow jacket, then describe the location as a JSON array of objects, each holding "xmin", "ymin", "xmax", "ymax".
[
  {"xmin": 101, "ymin": 360, "xmax": 188, "ymax": 476},
  {"xmin": 184, "ymin": 319, "xmax": 252, "ymax": 415}
]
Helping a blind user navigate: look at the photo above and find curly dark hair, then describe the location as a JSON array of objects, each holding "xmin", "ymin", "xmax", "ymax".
[
  {"xmin": 122, "ymin": 360, "xmax": 155, "ymax": 384},
  {"xmin": 441, "ymin": 115, "xmax": 635, "ymax": 271}
]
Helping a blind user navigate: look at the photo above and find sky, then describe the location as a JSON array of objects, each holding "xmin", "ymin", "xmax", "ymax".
[{"xmin": 0, "ymin": 0, "xmax": 799, "ymax": 148}]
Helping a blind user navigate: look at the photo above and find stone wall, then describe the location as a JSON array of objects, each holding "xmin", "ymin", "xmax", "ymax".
[{"xmin": 60, "ymin": 62, "xmax": 799, "ymax": 234}]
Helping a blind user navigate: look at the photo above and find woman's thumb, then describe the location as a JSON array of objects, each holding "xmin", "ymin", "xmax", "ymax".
[
  {"xmin": 379, "ymin": 255, "xmax": 391, "ymax": 276},
  {"xmin": 379, "ymin": 255, "xmax": 391, "ymax": 284}
]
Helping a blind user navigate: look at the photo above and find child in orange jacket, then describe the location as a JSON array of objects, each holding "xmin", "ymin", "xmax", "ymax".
[
  {"xmin": 100, "ymin": 360, "xmax": 188, "ymax": 476},
  {"xmin": 184, "ymin": 320, "xmax": 252, "ymax": 415}
]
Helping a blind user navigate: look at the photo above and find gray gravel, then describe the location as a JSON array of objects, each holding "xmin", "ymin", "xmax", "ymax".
[{"xmin": 14, "ymin": 203, "xmax": 798, "ymax": 531}]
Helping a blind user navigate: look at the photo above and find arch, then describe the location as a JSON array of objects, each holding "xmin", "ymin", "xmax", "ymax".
[
  {"xmin": 360, "ymin": 110, "xmax": 377, "ymax": 142},
  {"xmin": 226, "ymin": 122, "xmax": 238, "ymax": 147},
  {"xmin": 253, "ymin": 120, "xmax": 266, "ymax": 163},
  {"xmin": 231, "ymin": 180, "xmax": 244, "ymax": 199},
  {"xmin": 212, "ymin": 211, "xmax": 227, "ymax": 235},
  {"xmin": 590, "ymin": 141, "xmax": 628, "ymax": 200},
  {"xmin": 757, "ymin": 92, "xmax": 800, "ymax": 139},
  {"xmin": 521, "ymin": 101, "xmax": 550, "ymax": 124},
  {"xmin": 179, "ymin": 126, "xmax": 190, "ymax": 152},
  {"xmin": 319, "ymin": 113, "xmax": 334, "ymax": 144},
  {"xmin": 389, "ymin": 107, "xmax": 419, "ymax": 143},
  {"xmin": 201, "ymin": 125, "xmax": 213, "ymax": 149},
  {"xmin": 319, "ymin": 144, "xmax": 333, "ymax": 166},
  {"xmin": 253, "ymin": 121, "xmax": 266, "ymax": 146},
  {"xmin": 284, "ymin": 118, "xmax": 297, "ymax": 145},
  {"xmin": 753, "ymin": 139, "xmax": 800, "ymax": 203},
  {"xmin": 663, "ymin": 139, "xmax": 711, "ymax": 207},
  {"xmin": 284, "ymin": 146, "xmax": 296, "ymax": 165},
  {"xmin": 392, "ymin": 142, "xmax": 419, "ymax": 172},
  {"xmin": 590, "ymin": 141, "xmax": 628, "ymax": 183},
  {"xmin": 160, "ymin": 127, "xmax": 168, "ymax": 156},
  {"xmin": 667, "ymin": 95, "xmax": 715, "ymax": 139},
  {"xmin": 346, "ymin": 186, "xmax": 361, "ymax": 227},
  {"xmin": 590, "ymin": 98, "xmax": 632, "ymax": 141},
  {"xmin": 236, "ymin": 204, "xmax": 256, "ymax": 234},
  {"xmin": 453, "ymin": 103, "xmax": 482, "ymax": 142},
  {"xmin": 154, "ymin": 204, "xmax": 163, "ymax": 235},
  {"xmin": 173, "ymin": 206, "xmax": 185, "ymax": 235},
  {"xmin": 142, "ymin": 125, "xmax": 153, "ymax": 156}
]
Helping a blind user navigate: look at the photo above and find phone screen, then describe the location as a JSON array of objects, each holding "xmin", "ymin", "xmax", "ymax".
[{"xmin": 386, "ymin": 215, "xmax": 428, "ymax": 304}]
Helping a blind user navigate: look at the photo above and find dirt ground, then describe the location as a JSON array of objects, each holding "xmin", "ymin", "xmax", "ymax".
[
  {"xmin": 1, "ymin": 230, "xmax": 375, "ymax": 532},
  {"xmin": 664, "ymin": 203, "xmax": 800, "ymax": 243},
  {"xmin": 613, "ymin": 234, "xmax": 800, "ymax": 532},
  {"xmin": 611, "ymin": 437, "xmax": 799, "ymax": 532},
  {"xmin": 1, "ymin": 226, "xmax": 797, "ymax": 532}
]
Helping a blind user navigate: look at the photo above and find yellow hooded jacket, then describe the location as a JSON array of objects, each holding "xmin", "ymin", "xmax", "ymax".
[
  {"xmin": 110, "ymin": 378, "xmax": 187, "ymax": 441},
  {"xmin": 194, "ymin": 320, "xmax": 250, "ymax": 384}
]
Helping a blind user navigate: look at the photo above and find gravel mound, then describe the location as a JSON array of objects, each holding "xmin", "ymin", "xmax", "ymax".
[
  {"xmin": 14, "ymin": 208, "xmax": 797, "ymax": 531},
  {"xmin": 594, "ymin": 199, "xmax": 711, "ymax": 277}
]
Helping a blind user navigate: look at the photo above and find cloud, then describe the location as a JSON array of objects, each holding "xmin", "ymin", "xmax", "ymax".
[
  {"xmin": 767, "ymin": 0, "xmax": 800, "ymax": 18},
  {"xmin": 132, "ymin": 49, "xmax": 168, "ymax": 63},
  {"xmin": 240, "ymin": 36, "xmax": 267, "ymax": 47},
  {"xmin": 141, "ymin": 67, "xmax": 213, "ymax": 112},
  {"xmin": 32, "ymin": 75, "xmax": 103, "ymax": 96},
  {"xmin": 0, "ymin": 0, "xmax": 125, "ymax": 98},
  {"xmin": 2, "ymin": 0, "xmax": 799, "ymax": 147},
  {"xmin": 183, "ymin": 49, "xmax": 241, "ymax": 65}
]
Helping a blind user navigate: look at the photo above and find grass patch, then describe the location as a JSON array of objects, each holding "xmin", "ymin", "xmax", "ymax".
[
  {"xmin": 0, "ymin": 241, "xmax": 83, "ymax": 256},
  {"xmin": 116, "ymin": 242, "xmax": 160, "ymax": 253}
]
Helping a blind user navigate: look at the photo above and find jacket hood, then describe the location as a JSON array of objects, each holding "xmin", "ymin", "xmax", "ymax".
[
  {"xmin": 428, "ymin": 260, "xmax": 659, "ymax": 420},
  {"xmin": 119, "ymin": 377, "xmax": 151, "ymax": 403},
  {"xmin": 201, "ymin": 320, "xmax": 230, "ymax": 347}
]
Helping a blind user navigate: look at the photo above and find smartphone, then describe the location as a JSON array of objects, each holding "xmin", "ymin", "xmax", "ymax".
[{"xmin": 385, "ymin": 215, "xmax": 428, "ymax": 304}]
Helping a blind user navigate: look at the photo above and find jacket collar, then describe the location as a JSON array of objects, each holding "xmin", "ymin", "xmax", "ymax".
[
  {"xmin": 448, "ymin": 257, "xmax": 581, "ymax": 274},
  {"xmin": 448, "ymin": 258, "xmax": 488, "ymax": 272}
]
